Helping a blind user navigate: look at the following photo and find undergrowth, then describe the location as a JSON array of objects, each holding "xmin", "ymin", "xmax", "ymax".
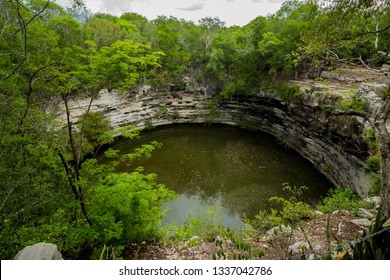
[{"xmin": 156, "ymin": 184, "xmax": 382, "ymax": 260}]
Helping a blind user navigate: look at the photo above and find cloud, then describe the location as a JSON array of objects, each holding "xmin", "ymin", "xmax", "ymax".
[
  {"xmin": 83, "ymin": 0, "xmax": 133, "ymax": 16},
  {"xmin": 252, "ymin": 0, "xmax": 264, "ymax": 3},
  {"xmin": 177, "ymin": 2, "xmax": 205, "ymax": 11}
]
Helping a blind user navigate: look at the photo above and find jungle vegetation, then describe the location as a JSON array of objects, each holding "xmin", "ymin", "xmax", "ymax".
[{"xmin": 0, "ymin": 0, "xmax": 389, "ymax": 259}]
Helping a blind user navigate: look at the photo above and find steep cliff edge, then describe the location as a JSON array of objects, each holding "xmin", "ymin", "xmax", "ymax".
[{"xmin": 56, "ymin": 68, "xmax": 389, "ymax": 198}]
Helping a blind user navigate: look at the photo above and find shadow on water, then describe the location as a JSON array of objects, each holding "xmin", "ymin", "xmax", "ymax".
[{"xmin": 102, "ymin": 124, "xmax": 333, "ymax": 229}]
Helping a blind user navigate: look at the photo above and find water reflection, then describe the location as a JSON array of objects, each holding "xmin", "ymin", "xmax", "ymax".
[{"xmin": 107, "ymin": 124, "xmax": 332, "ymax": 228}]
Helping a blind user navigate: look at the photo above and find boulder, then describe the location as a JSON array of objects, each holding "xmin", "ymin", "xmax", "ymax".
[
  {"xmin": 351, "ymin": 218, "xmax": 372, "ymax": 229},
  {"xmin": 288, "ymin": 241, "xmax": 309, "ymax": 255},
  {"xmin": 263, "ymin": 225, "xmax": 292, "ymax": 243},
  {"xmin": 364, "ymin": 196, "xmax": 382, "ymax": 210},
  {"xmin": 381, "ymin": 64, "xmax": 390, "ymax": 72},
  {"xmin": 320, "ymin": 71, "xmax": 341, "ymax": 81},
  {"xmin": 15, "ymin": 243, "xmax": 63, "ymax": 260},
  {"xmin": 357, "ymin": 208, "xmax": 374, "ymax": 219},
  {"xmin": 266, "ymin": 225, "xmax": 292, "ymax": 236}
]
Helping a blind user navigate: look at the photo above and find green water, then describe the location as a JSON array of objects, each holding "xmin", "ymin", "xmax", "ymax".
[{"xmin": 108, "ymin": 124, "xmax": 332, "ymax": 229}]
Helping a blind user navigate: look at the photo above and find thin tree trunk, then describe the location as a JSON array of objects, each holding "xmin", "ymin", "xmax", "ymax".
[
  {"xmin": 375, "ymin": 20, "xmax": 379, "ymax": 50},
  {"xmin": 60, "ymin": 93, "xmax": 92, "ymax": 226},
  {"xmin": 62, "ymin": 93, "xmax": 80, "ymax": 181}
]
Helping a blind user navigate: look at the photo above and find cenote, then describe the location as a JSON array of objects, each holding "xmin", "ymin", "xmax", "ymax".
[{"xmin": 105, "ymin": 124, "xmax": 332, "ymax": 229}]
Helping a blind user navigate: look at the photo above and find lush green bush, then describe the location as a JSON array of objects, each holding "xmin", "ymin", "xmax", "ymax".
[
  {"xmin": 317, "ymin": 187, "xmax": 367, "ymax": 214},
  {"xmin": 364, "ymin": 155, "xmax": 381, "ymax": 173},
  {"xmin": 340, "ymin": 96, "xmax": 369, "ymax": 112},
  {"xmin": 9, "ymin": 166, "xmax": 176, "ymax": 259},
  {"xmin": 244, "ymin": 209, "xmax": 283, "ymax": 233},
  {"xmin": 369, "ymin": 173, "xmax": 381, "ymax": 196},
  {"xmin": 163, "ymin": 206, "xmax": 228, "ymax": 244},
  {"xmin": 88, "ymin": 169, "xmax": 176, "ymax": 246},
  {"xmin": 279, "ymin": 84, "xmax": 303, "ymax": 102},
  {"xmin": 246, "ymin": 185, "xmax": 313, "ymax": 233},
  {"xmin": 269, "ymin": 185, "xmax": 314, "ymax": 224}
]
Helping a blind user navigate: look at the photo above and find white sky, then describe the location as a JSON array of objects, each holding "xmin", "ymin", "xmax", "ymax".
[{"xmin": 55, "ymin": 0, "xmax": 286, "ymax": 26}]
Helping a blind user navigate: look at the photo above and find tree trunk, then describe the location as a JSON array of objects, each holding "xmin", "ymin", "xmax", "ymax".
[
  {"xmin": 59, "ymin": 93, "xmax": 92, "ymax": 226},
  {"xmin": 375, "ymin": 20, "xmax": 379, "ymax": 50}
]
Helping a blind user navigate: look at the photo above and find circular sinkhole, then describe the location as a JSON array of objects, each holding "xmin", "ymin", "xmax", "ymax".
[{"xmin": 103, "ymin": 124, "xmax": 332, "ymax": 229}]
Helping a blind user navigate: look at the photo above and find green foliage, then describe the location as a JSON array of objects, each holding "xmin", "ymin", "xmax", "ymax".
[
  {"xmin": 245, "ymin": 185, "xmax": 313, "ymax": 235},
  {"xmin": 1, "ymin": 0, "xmax": 389, "ymax": 260},
  {"xmin": 321, "ymin": 162, "xmax": 334, "ymax": 174},
  {"xmin": 164, "ymin": 206, "xmax": 228, "ymax": 243},
  {"xmin": 340, "ymin": 96, "xmax": 369, "ymax": 112},
  {"xmin": 268, "ymin": 185, "xmax": 314, "ymax": 225},
  {"xmin": 87, "ymin": 169, "xmax": 176, "ymax": 248},
  {"xmin": 213, "ymin": 235, "xmax": 265, "ymax": 260},
  {"xmin": 77, "ymin": 111, "xmax": 111, "ymax": 154},
  {"xmin": 318, "ymin": 187, "xmax": 368, "ymax": 215},
  {"xmin": 155, "ymin": 105, "xmax": 169, "ymax": 118},
  {"xmin": 363, "ymin": 128, "xmax": 379, "ymax": 151},
  {"xmin": 364, "ymin": 155, "xmax": 381, "ymax": 173},
  {"xmin": 203, "ymin": 97, "xmax": 220, "ymax": 123},
  {"xmin": 369, "ymin": 173, "xmax": 381, "ymax": 196},
  {"xmin": 279, "ymin": 83, "xmax": 303, "ymax": 102},
  {"xmin": 244, "ymin": 209, "xmax": 283, "ymax": 233},
  {"xmin": 220, "ymin": 81, "xmax": 236, "ymax": 100}
]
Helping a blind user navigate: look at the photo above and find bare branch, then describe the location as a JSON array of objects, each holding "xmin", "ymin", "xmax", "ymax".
[
  {"xmin": 0, "ymin": 0, "xmax": 52, "ymax": 81},
  {"xmin": 346, "ymin": 24, "xmax": 390, "ymax": 39}
]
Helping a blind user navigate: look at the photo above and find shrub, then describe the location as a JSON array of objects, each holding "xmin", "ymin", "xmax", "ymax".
[
  {"xmin": 244, "ymin": 209, "xmax": 283, "ymax": 233},
  {"xmin": 246, "ymin": 185, "xmax": 313, "ymax": 233},
  {"xmin": 165, "ymin": 206, "xmax": 228, "ymax": 243},
  {"xmin": 318, "ymin": 187, "xmax": 367, "ymax": 214},
  {"xmin": 78, "ymin": 112, "xmax": 111, "ymax": 147},
  {"xmin": 368, "ymin": 173, "xmax": 381, "ymax": 196},
  {"xmin": 364, "ymin": 155, "xmax": 381, "ymax": 173},
  {"xmin": 340, "ymin": 96, "xmax": 369, "ymax": 112},
  {"xmin": 279, "ymin": 83, "xmax": 303, "ymax": 102}
]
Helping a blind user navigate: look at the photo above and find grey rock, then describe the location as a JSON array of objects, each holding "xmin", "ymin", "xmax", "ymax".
[
  {"xmin": 314, "ymin": 210, "xmax": 324, "ymax": 216},
  {"xmin": 55, "ymin": 84, "xmax": 375, "ymax": 199},
  {"xmin": 139, "ymin": 85, "xmax": 152, "ymax": 95},
  {"xmin": 357, "ymin": 208, "xmax": 374, "ymax": 219},
  {"xmin": 308, "ymin": 254, "xmax": 321, "ymax": 260},
  {"xmin": 288, "ymin": 241, "xmax": 309, "ymax": 255},
  {"xmin": 263, "ymin": 225, "xmax": 292, "ymax": 243},
  {"xmin": 351, "ymin": 218, "xmax": 372, "ymax": 228},
  {"xmin": 364, "ymin": 196, "xmax": 382, "ymax": 210},
  {"xmin": 381, "ymin": 64, "xmax": 390, "ymax": 72},
  {"xmin": 189, "ymin": 236, "xmax": 199, "ymax": 241},
  {"xmin": 15, "ymin": 243, "xmax": 63, "ymax": 260},
  {"xmin": 311, "ymin": 83, "xmax": 328, "ymax": 92},
  {"xmin": 266, "ymin": 225, "xmax": 292, "ymax": 236},
  {"xmin": 320, "ymin": 71, "xmax": 340, "ymax": 80}
]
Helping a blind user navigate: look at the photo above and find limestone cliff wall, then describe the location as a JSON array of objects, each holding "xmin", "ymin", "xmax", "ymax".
[{"xmin": 57, "ymin": 85, "xmax": 379, "ymax": 197}]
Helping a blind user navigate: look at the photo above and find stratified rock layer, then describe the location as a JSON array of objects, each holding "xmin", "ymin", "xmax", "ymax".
[{"xmin": 56, "ymin": 82, "xmax": 389, "ymax": 197}]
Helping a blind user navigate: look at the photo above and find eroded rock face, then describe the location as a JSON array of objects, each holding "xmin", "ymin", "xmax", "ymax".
[
  {"xmin": 15, "ymin": 243, "xmax": 63, "ymax": 260},
  {"xmin": 56, "ymin": 83, "xmax": 381, "ymax": 197}
]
